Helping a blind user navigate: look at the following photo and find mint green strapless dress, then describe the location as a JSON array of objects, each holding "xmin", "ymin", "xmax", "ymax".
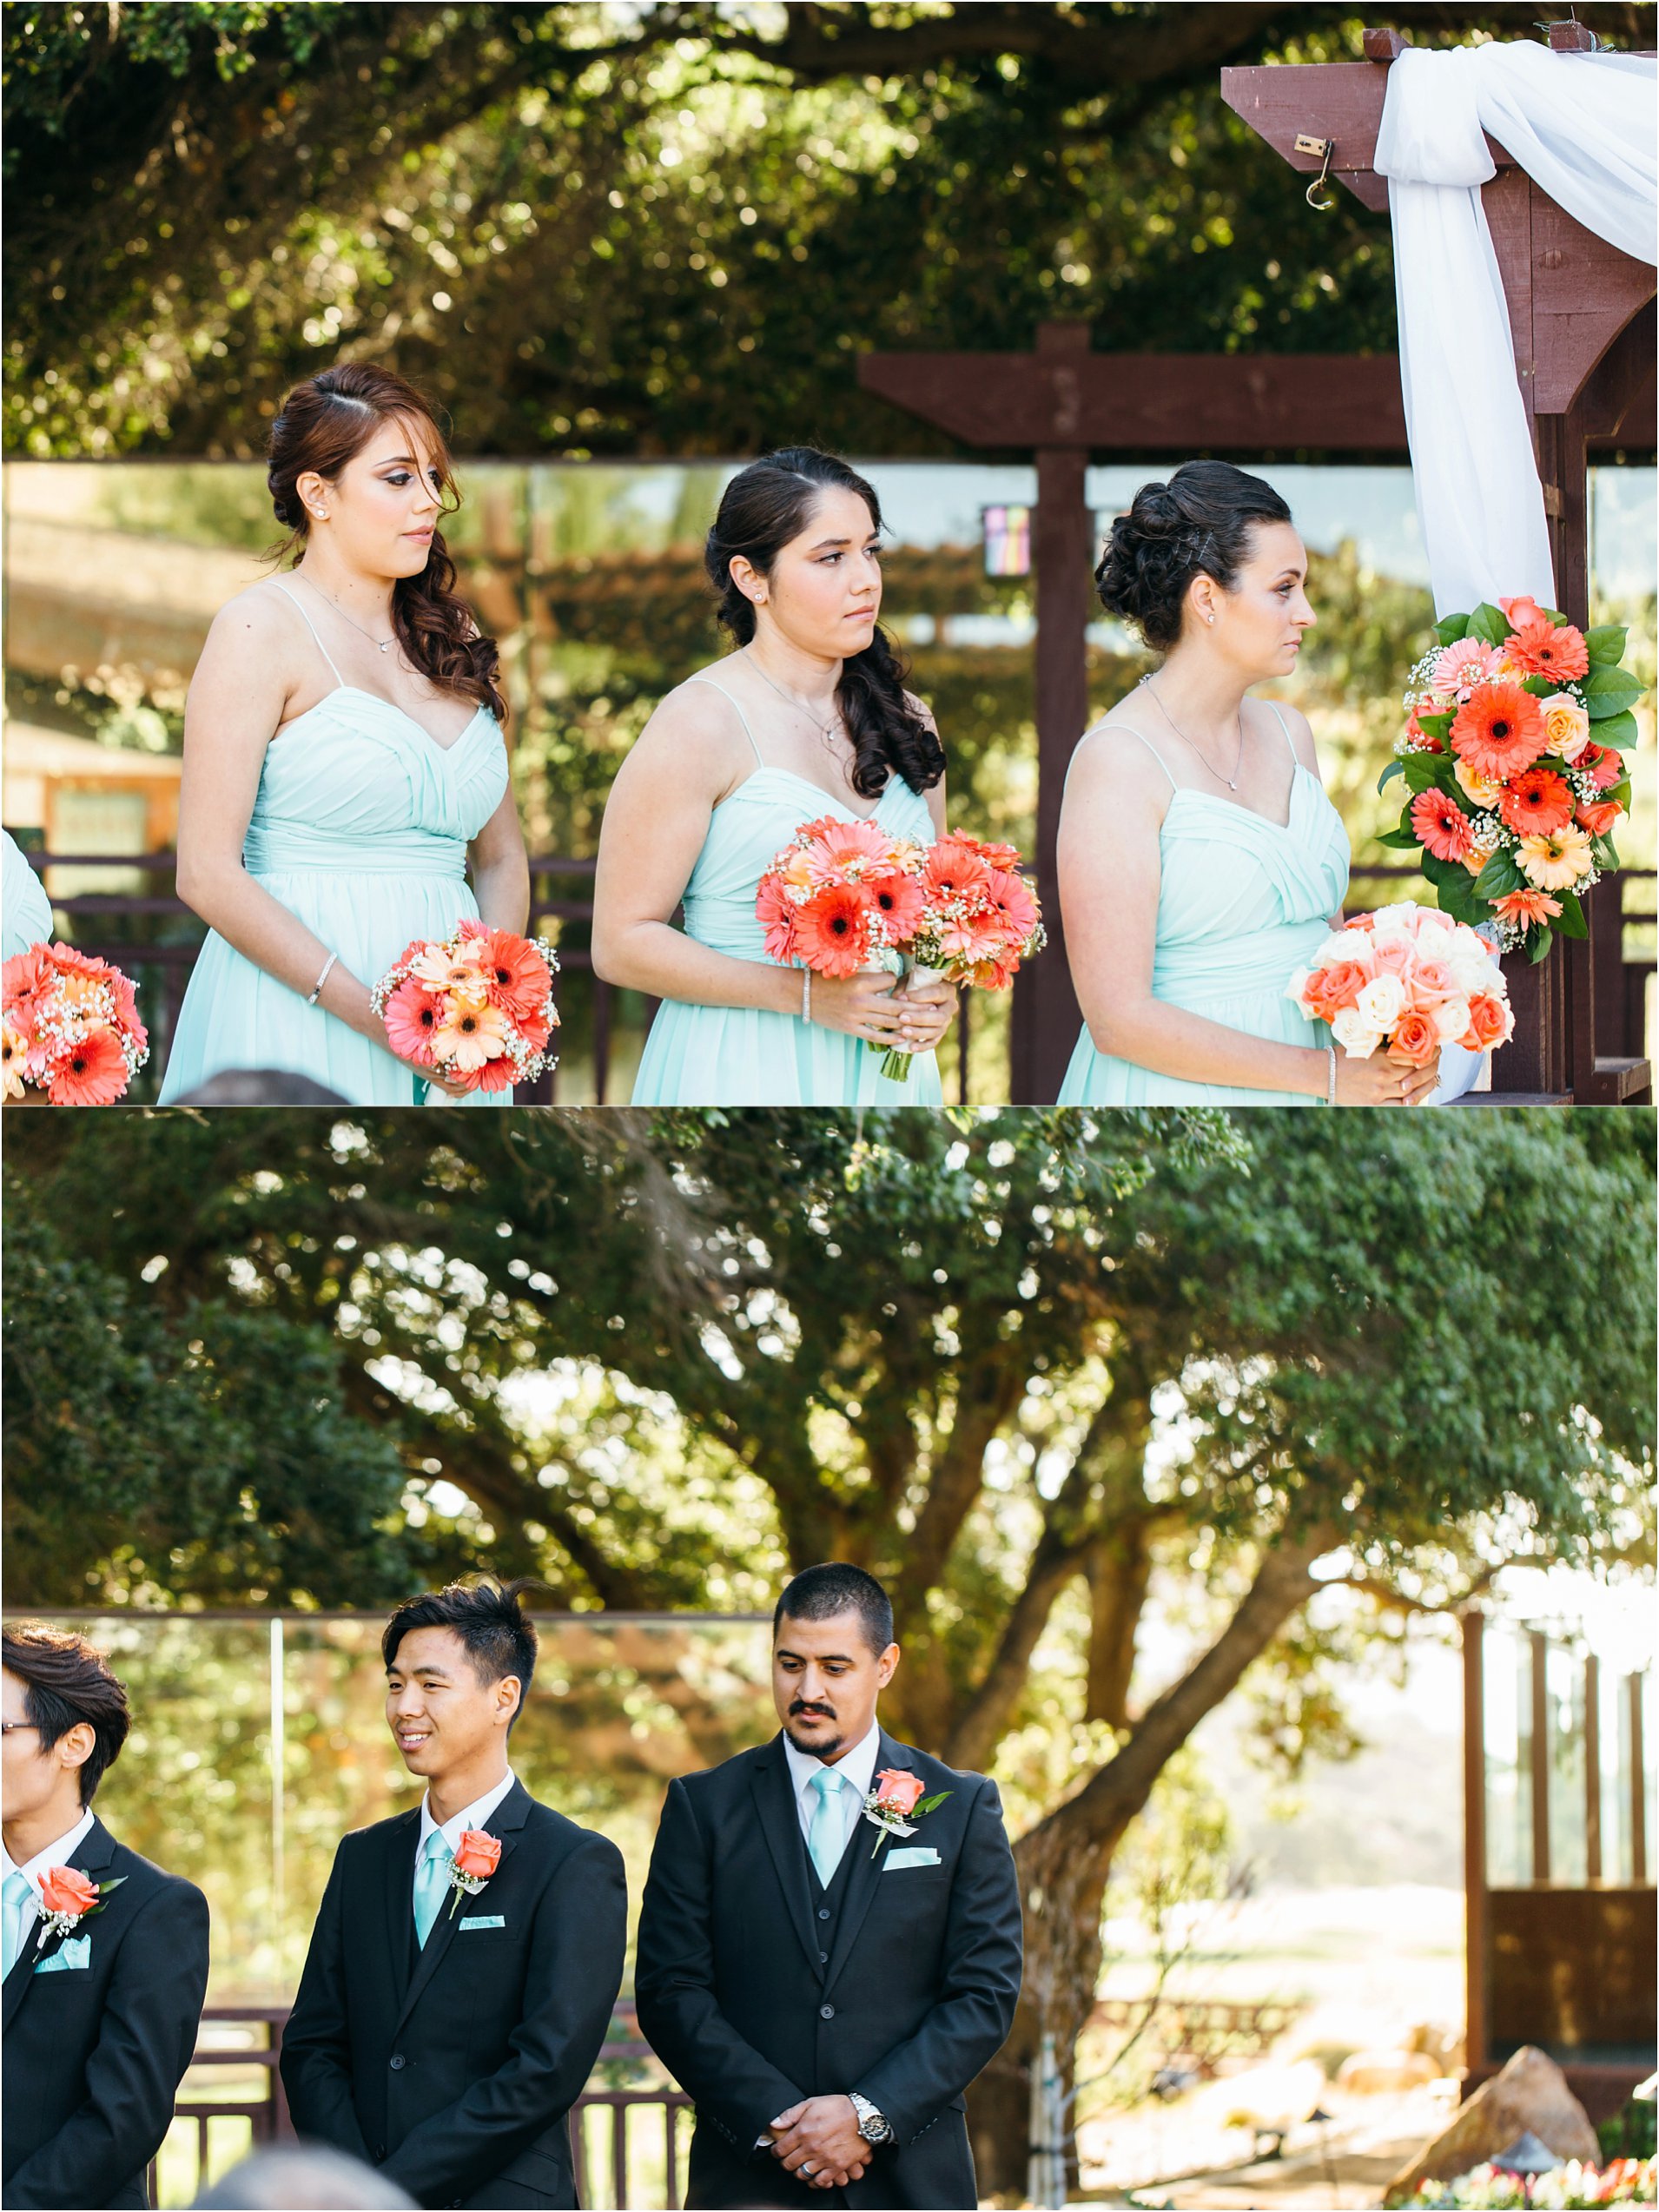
[
  {"xmin": 630, "ymin": 675, "xmax": 945, "ymax": 1107},
  {"xmin": 1058, "ymin": 704, "xmax": 1350, "ymax": 1107},
  {"xmin": 158, "ymin": 583, "xmax": 513, "ymax": 1106}
]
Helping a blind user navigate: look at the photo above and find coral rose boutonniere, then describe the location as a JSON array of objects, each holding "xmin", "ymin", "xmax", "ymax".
[
  {"xmin": 36, "ymin": 1865, "xmax": 126, "ymax": 1950},
  {"xmin": 446, "ymin": 1829, "xmax": 503, "ymax": 1918},
  {"xmin": 862, "ymin": 1768, "xmax": 952, "ymax": 1858}
]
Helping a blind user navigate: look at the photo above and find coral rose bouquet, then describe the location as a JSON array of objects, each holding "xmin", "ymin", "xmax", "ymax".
[
  {"xmin": 371, "ymin": 921, "xmax": 559, "ymax": 1098},
  {"xmin": 1287, "ymin": 902, "xmax": 1514, "ymax": 1071},
  {"xmin": 2, "ymin": 941, "xmax": 149, "ymax": 1106},
  {"xmin": 1380, "ymin": 596, "xmax": 1639, "ymax": 961}
]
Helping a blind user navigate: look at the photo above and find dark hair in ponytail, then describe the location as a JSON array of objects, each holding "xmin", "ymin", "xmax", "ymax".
[
  {"xmin": 1094, "ymin": 460, "xmax": 1293, "ymax": 654},
  {"xmin": 265, "ymin": 362, "xmax": 506, "ymax": 725},
  {"xmin": 704, "ymin": 448, "xmax": 944, "ymax": 801}
]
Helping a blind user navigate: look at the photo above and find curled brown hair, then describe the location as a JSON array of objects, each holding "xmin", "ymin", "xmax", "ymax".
[{"xmin": 266, "ymin": 362, "xmax": 506, "ymax": 725}]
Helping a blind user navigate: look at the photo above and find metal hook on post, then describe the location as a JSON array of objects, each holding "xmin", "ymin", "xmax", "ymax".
[{"xmin": 1294, "ymin": 133, "xmax": 1337, "ymax": 211}]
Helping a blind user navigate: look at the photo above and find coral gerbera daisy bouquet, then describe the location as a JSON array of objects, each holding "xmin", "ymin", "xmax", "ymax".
[
  {"xmin": 1379, "ymin": 596, "xmax": 1640, "ymax": 961},
  {"xmin": 755, "ymin": 817, "xmax": 1045, "ymax": 1080},
  {"xmin": 371, "ymin": 921, "xmax": 559, "ymax": 1097},
  {"xmin": 755, "ymin": 812, "xmax": 921, "ymax": 986},
  {"xmin": 2, "ymin": 941, "xmax": 150, "ymax": 1106}
]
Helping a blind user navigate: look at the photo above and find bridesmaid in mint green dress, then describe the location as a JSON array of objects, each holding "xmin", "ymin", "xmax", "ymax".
[
  {"xmin": 159, "ymin": 364, "xmax": 530, "ymax": 1106},
  {"xmin": 1058, "ymin": 462, "xmax": 1442, "ymax": 1109},
  {"xmin": 594, "ymin": 449, "xmax": 953, "ymax": 1106}
]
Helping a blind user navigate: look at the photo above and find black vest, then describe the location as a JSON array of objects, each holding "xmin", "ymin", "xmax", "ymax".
[{"xmin": 798, "ymin": 1813, "xmax": 860, "ymax": 1977}]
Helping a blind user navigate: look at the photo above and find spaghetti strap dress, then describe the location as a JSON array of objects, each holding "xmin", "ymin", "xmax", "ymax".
[
  {"xmin": 629, "ymin": 675, "xmax": 946, "ymax": 1106},
  {"xmin": 1057, "ymin": 701, "xmax": 1350, "ymax": 1107},
  {"xmin": 3, "ymin": 829, "xmax": 52, "ymax": 961},
  {"xmin": 158, "ymin": 581, "xmax": 514, "ymax": 1106}
]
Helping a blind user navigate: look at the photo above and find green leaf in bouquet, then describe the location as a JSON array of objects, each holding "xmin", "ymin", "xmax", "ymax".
[
  {"xmin": 1467, "ymin": 602, "xmax": 1510, "ymax": 645},
  {"xmin": 1420, "ymin": 854, "xmax": 1483, "ymax": 925},
  {"xmin": 1433, "ymin": 611, "xmax": 1471, "ymax": 646},
  {"xmin": 1474, "ymin": 849, "xmax": 1526, "ymax": 899},
  {"xmin": 1378, "ymin": 824, "xmax": 1424, "ymax": 850},
  {"xmin": 1588, "ymin": 709, "xmax": 1637, "ymax": 753},
  {"xmin": 1555, "ymin": 890, "xmax": 1589, "ymax": 940},
  {"xmin": 1521, "ymin": 674, "xmax": 1553, "ymax": 697},
  {"xmin": 1528, "ymin": 924, "xmax": 1555, "ymax": 963},
  {"xmin": 1378, "ymin": 757, "xmax": 1406, "ymax": 792},
  {"xmin": 1585, "ymin": 624, "xmax": 1628, "ymax": 665},
  {"xmin": 1401, "ymin": 754, "xmax": 1450, "ymax": 793},
  {"xmin": 1607, "ymin": 777, "xmax": 1633, "ymax": 809},
  {"xmin": 1417, "ymin": 711, "xmax": 1455, "ymax": 742},
  {"xmin": 1581, "ymin": 664, "xmax": 1644, "ymax": 720}
]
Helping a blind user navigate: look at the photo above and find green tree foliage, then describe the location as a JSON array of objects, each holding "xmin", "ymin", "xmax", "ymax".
[
  {"xmin": 7, "ymin": 3, "xmax": 1651, "ymax": 457},
  {"xmin": 1, "ymin": 1205, "xmax": 459, "ymax": 1606}
]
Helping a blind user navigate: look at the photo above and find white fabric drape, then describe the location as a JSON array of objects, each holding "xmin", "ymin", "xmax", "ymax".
[
  {"xmin": 1375, "ymin": 40, "xmax": 1658, "ymax": 619},
  {"xmin": 1373, "ymin": 40, "xmax": 1656, "ymax": 1102}
]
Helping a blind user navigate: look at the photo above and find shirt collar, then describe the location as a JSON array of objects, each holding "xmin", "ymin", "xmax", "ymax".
[
  {"xmin": 783, "ymin": 1718, "xmax": 882, "ymax": 1806},
  {"xmin": 2, "ymin": 1806, "xmax": 96, "ymax": 1892},
  {"xmin": 418, "ymin": 1768, "xmax": 516, "ymax": 1854}
]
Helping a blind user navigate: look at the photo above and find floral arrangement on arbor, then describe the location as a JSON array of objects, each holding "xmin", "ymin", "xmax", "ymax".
[{"xmin": 1379, "ymin": 596, "xmax": 1640, "ymax": 962}]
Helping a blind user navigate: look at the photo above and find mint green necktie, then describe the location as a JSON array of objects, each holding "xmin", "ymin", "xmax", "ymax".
[
  {"xmin": 413, "ymin": 1831, "xmax": 453, "ymax": 1950},
  {"xmin": 2, "ymin": 1870, "xmax": 33, "ymax": 1980},
  {"xmin": 807, "ymin": 1768, "xmax": 849, "ymax": 1889}
]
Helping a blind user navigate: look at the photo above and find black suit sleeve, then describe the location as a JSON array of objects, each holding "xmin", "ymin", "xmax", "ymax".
[
  {"xmin": 634, "ymin": 1777, "xmax": 807, "ymax": 2148},
  {"xmin": 6, "ymin": 1876, "xmax": 209, "ymax": 2211},
  {"xmin": 280, "ymin": 1839, "xmax": 373, "ymax": 2164},
  {"xmin": 380, "ymin": 1831, "xmax": 627, "ymax": 2206},
  {"xmin": 851, "ymin": 1778, "xmax": 1023, "ymax": 2144}
]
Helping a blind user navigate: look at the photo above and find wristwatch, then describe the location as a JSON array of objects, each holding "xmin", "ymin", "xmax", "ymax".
[{"xmin": 849, "ymin": 2092, "xmax": 894, "ymax": 2144}]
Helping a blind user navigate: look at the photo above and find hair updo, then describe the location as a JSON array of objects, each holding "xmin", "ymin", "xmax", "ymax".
[
  {"xmin": 1094, "ymin": 460, "xmax": 1294, "ymax": 654},
  {"xmin": 265, "ymin": 361, "xmax": 506, "ymax": 725},
  {"xmin": 704, "ymin": 447, "xmax": 945, "ymax": 802}
]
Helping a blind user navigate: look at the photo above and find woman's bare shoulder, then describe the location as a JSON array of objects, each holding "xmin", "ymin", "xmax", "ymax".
[{"xmin": 1067, "ymin": 707, "xmax": 1172, "ymax": 800}]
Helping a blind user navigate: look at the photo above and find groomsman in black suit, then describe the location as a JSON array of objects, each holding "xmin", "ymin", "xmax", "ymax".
[
  {"xmin": 281, "ymin": 1579, "xmax": 626, "ymax": 2211},
  {"xmin": 2, "ymin": 1623, "xmax": 210, "ymax": 2211},
  {"xmin": 636, "ymin": 1563, "xmax": 1023, "ymax": 2211}
]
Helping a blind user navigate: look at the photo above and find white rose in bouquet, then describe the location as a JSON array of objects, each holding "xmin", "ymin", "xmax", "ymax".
[
  {"xmin": 1330, "ymin": 1007, "xmax": 1384, "ymax": 1059},
  {"xmin": 1356, "ymin": 973, "xmax": 1406, "ymax": 1031}
]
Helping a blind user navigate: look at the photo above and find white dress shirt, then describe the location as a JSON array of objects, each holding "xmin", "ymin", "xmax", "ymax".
[
  {"xmin": 783, "ymin": 1720, "xmax": 880, "ymax": 1880},
  {"xmin": 2, "ymin": 1806, "xmax": 96, "ymax": 1959},
  {"xmin": 413, "ymin": 1768, "xmax": 517, "ymax": 1909}
]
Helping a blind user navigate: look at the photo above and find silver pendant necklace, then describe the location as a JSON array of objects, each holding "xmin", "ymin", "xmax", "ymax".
[
  {"xmin": 301, "ymin": 570, "xmax": 397, "ymax": 655},
  {"xmin": 1140, "ymin": 674, "xmax": 1246, "ymax": 791},
  {"xmin": 744, "ymin": 647, "xmax": 842, "ymax": 744}
]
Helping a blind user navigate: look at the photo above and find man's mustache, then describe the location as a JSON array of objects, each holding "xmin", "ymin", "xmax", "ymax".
[{"xmin": 790, "ymin": 1700, "xmax": 836, "ymax": 1719}]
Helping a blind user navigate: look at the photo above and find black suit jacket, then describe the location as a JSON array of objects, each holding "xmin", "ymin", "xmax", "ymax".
[
  {"xmin": 635, "ymin": 1730, "xmax": 1022, "ymax": 2211},
  {"xmin": 1, "ymin": 1817, "xmax": 209, "ymax": 2211},
  {"xmin": 280, "ymin": 1779, "xmax": 625, "ymax": 2211}
]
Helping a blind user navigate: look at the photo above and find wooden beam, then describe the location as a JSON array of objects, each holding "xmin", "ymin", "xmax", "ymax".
[
  {"xmin": 1013, "ymin": 426, "xmax": 1093, "ymax": 1104},
  {"xmin": 1586, "ymin": 1653, "xmax": 1603, "ymax": 1885},
  {"xmin": 857, "ymin": 346, "xmax": 1409, "ymax": 452},
  {"xmin": 1463, "ymin": 1610, "xmax": 1490, "ymax": 2072},
  {"xmin": 1530, "ymin": 1630, "xmax": 1552, "ymax": 1885}
]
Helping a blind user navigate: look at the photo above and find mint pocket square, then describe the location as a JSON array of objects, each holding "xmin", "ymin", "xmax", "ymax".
[
  {"xmin": 883, "ymin": 1846, "xmax": 940, "ymax": 1870},
  {"xmin": 36, "ymin": 1936, "xmax": 91, "ymax": 1973},
  {"xmin": 459, "ymin": 1915, "xmax": 505, "ymax": 1931}
]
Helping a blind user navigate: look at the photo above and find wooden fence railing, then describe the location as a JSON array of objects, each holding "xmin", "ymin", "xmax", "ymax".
[
  {"xmin": 149, "ymin": 2001, "xmax": 691, "ymax": 2210},
  {"xmin": 12, "ymin": 847, "xmax": 1653, "ymax": 1106}
]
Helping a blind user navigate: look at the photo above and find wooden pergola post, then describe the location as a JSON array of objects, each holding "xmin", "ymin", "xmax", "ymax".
[
  {"xmin": 858, "ymin": 334, "xmax": 1414, "ymax": 1102},
  {"xmin": 1222, "ymin": 24, "xmax": 1656, "ymax": 1103}
]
